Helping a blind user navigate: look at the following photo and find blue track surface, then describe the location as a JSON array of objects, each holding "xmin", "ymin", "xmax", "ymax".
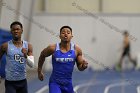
[{"xmin": 28, "ymin": 69, "xmax": 140, "ymax": 93}]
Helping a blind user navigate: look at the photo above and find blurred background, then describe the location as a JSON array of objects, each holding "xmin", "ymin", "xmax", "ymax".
[{"xmin": 0, "ymin": 0, "xmax": 140, "ymax": 93}]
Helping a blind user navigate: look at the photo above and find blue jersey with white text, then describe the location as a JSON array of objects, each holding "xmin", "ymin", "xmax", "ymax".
[
  {"xmin": 50, "ymin": 43, "xmax": 76, "ymax": 85},
  {"xmin": 5, "ymin": 40, "xmax": 28, "ymax": 81}
]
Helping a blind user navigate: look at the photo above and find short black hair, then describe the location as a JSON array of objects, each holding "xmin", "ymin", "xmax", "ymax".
[
  {"xmin": 60, "ymin": 26, "xmax": 72, "ymax": 33},
  {"xmin": 123, "ymin": 30, "xmax": 129, "ymax": 35},
  {"xmin": 10, "ymin": 21, "xmax": 23, "ymax": 29}
]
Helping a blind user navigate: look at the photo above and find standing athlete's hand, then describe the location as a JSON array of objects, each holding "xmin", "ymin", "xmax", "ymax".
[{"xmin": 38, "ymin": 71, "xmax": 44, "ymax": 81}]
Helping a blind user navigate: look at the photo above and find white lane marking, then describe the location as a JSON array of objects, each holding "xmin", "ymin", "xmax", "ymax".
[
  {"xmin": 74, "ymin": 80, "xmax": 119, "ymax": 93},
  {"xmin": 74, "ymin": 83, "xmax": 96, "ymax": 93},
  {"xmin": 137, "ymin": 86, "xmax": 140, "ymax": 93},
  {"xmin": 104, "ymin": 82, "xmax": 129, "ymax": 93},
  {"xmin": 74, "ymin": 72, "xmax": 98, "ymax": 93}
]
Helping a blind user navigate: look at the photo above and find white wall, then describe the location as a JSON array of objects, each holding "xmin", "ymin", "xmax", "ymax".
[
  {"xmin": 19, "ymin": 0, "xmax": 34, "ymax": 40},
  {"xmin": 29, "ymin": 15, "xmax": 140, "ymax": 71},
  {"xmin": 45, "ymin": 0, "xmax": 99, "ymax": 13},
  {"xmin": 0, "ymin": 0, "xmax": 34, "ymax": 41},
  {"xmin": 103, "ymin": 0, "xmax": 140, "ymax": 13},
  {"xmin": 0, "ymin": 0, "xmax": 18, "ymax": 29}
]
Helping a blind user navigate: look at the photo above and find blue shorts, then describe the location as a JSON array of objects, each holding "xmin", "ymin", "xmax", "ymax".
[
  {"xmin": 49, "ymin": 81, "xmax": 74, "ymax": 93},
  {"xmin": 5, "ymin": 79, "xmax": 28, "ymax": 93}
]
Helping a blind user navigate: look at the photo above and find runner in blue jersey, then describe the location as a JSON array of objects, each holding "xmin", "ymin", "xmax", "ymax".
[
  {"xmin": 0, "ymin": 21, "xmax": 34, "ymax": 93},
  {"xmin": 38, "ymin": 26, "xmax": 88, "ymax": 93}
]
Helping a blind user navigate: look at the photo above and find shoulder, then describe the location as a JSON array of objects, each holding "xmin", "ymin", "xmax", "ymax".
[
  {"xmin": 48, "ymin": 44, "xmax": 56, "ymax": 50},
  {"xmin": 75, "ymin": 44, "xmax": 82, "ymax": 51},
  {"xmin": 0, "ymin": 42, "xmax": 8, "ymax": 52},
  {"xmin": 124, "ymin": 37, "xmax": 129, "ymax": 43},
  {"xmin": 27, "ymin": 42, "xmax": 32, "ymax": 48},
  {"xmin": 74, "ymin": 44, "xmax": 82, "ymax": 56},
  {"xmin": 22, "ymin": 40, "xmax": 31, "ymax": 47},
  {"xmin": 23, "ymin": 41, "xmax": 32, "ymax": 50},
  {"xmin": 2, "ymin": 42, "xmax": 8, "ymax": 47},
  {"xmin": 42, "ymin": 44, "xmax": 56, "ymax": 53},
  {"xmin": 40, "ymin": 44, "xmax": 56, "ymax": 56},
  {"xmin": 49, "ymin": 44, "xmax": 56, "ymax": 47},
  {"xmin": 2, "ymin": 42, "xmax": 8, "ymax": 46}
]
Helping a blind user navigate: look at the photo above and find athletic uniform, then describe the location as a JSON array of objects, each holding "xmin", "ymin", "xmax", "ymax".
[
  {"xmin": 49, "ymin": 43, "xmax": 76, "ymax": 93},
  {"xmin": 122, "ymin": 43, "xmax": 130, "ymax": 57},
  {"xmin": 5, "ymin": 40, "xmax": 28, "ymax": 93}
]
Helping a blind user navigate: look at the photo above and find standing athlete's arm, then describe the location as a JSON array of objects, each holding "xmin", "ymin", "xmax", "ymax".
[
  {"xmin": 75, "ymin": 45, "xmax": 88, "ymax": 71},
  {"xmin": 38, "ymin": 44, "xmax": 55, "ymax": 81},
  {"xmin": 0, "ymin": 43, "xmax": 7, "ymax": 61}
]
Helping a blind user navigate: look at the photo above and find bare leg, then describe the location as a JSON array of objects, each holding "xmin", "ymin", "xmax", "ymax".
[
  {"xmin": 128, "ymin": 53, "xmax": 137, "ymax": 67},
  {"xmin": 115, "ymin": 55, "xmax": 124, "ymax": 71},
  {"xmin": 118, "ymin": 56, "xmax": 124, "ymax": 69}
]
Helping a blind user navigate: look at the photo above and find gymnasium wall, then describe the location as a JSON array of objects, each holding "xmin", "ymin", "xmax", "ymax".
[
  {"xmin": 0, "ymin": 0, "xmax": 19, "ymax": 29},
  {"xmin": 29, "ymin": 14, "xmax": 140, "ymax": 71},
  {"xmin": 1, "ymin": 0, "xmax": 140, "ymax": 71},
  {"xmin": 39, "ymin": 0, "xmax": 140, "ymax": 13},
  {"xmin": 0, "ymin": 0, "xmax": 34, "ymax": 40}
]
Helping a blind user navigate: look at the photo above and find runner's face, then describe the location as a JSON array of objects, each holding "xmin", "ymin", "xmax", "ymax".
[
  {"xmin": 11, "ymin": 25, "xmax": 23, "ymax": 40},
  {"xmin": 60, "ymin": 28, "xmax": 73, "ymax": 42}
]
